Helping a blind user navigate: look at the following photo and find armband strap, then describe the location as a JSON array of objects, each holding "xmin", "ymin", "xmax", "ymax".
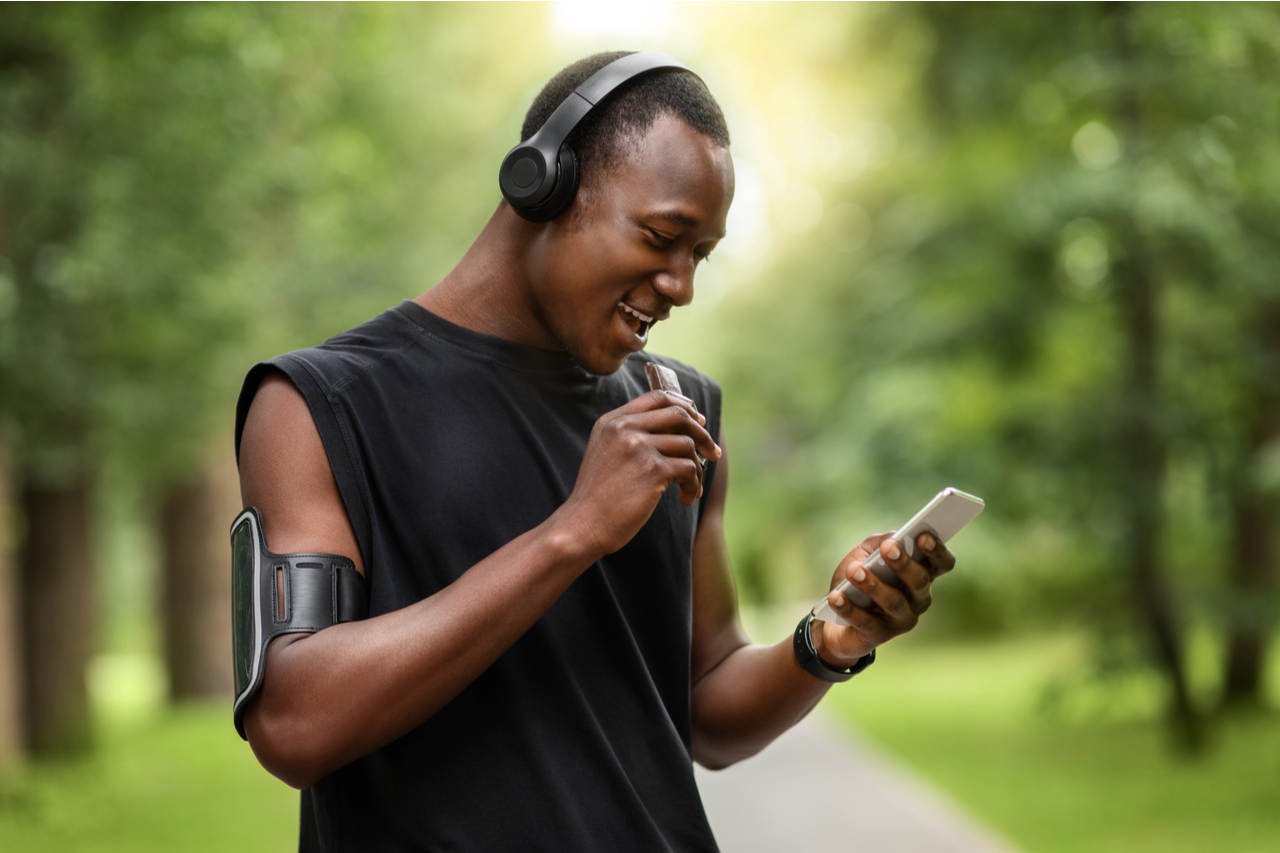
[{"xmin": 230, "ymin": 507, "xmax": 368, "ymax": 740}]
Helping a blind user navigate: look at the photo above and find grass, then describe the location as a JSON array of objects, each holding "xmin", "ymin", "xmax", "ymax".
[
  {"xmin": 3, "ymin": 633, "xmax": 1279, "ymax": 851},
  {"xmin": 0, "ymin": 656, "xmax": 297, "ymax": 853},
  {"xmin": 825, "ymin": 630, "xmax": 1280, "ymax": 853}
]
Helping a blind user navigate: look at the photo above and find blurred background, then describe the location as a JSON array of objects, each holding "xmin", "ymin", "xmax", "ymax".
[{"xmin": 1, "ymin": 2, "xmax": 1278, "ymax": 851}]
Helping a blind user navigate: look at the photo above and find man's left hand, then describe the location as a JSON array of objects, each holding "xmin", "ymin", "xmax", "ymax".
[{"xmin": 813, "ymin": 532, "xmax": 957, "ymax": 667}]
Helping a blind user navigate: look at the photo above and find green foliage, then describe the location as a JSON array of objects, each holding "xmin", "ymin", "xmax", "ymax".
[
  {"xmin": 2, "ymin": 4, "xmax": 287, "ymax": 482},
  {"xmin": 1, "ymin": 0, "xmax": 1278, "ymax": 844},
  {"xmin": 704, "ymin": 3, "xmax": 1280, "ymax": 647},
  {"xmin": 2, "ymin": 0, "xmax": 1277, "ymax": 760},
  {"xmin": 13, "ymin": 2, "xmax": 1273, "ymax": 637},
  {"xmin": 0, "ymin": 3, "xmax": 548, "ymax": 487}
]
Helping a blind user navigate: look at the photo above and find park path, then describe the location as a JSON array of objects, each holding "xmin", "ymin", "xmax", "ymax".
[{"xmin": 694, "ymin": 710, "xmax": 1023, "ymax": 853}]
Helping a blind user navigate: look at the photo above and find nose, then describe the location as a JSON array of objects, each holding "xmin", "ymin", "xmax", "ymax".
[{"xmin": 652, "ymin": 256, "xmax": 696, "ymax": 308}]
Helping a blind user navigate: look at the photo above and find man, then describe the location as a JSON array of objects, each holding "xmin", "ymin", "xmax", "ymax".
[{"xmin": 235, "ymin": 51, "xmax": 955, "ymax": 851}]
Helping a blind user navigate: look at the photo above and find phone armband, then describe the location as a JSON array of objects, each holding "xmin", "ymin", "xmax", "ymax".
[{"xmin": 230, "ymin": 507, "xmax": 368, "ymax": 740}]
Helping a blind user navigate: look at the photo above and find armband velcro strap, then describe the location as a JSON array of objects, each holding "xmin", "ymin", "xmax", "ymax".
[{"xmin": 230, "ymin": 507, "xmax": 369, "ymax": 740}]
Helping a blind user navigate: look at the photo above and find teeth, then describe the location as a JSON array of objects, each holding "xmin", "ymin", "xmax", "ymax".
[{"xmin": 618, "ymin": 302, "xmax": 654, "ymax": 324}]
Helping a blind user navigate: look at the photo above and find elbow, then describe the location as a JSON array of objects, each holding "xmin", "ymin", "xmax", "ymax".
[
  {"xmin": 260, "ymin": 754, "xmax": 326, "ymax": 792},
  {"xmin": 691, "ymin": 728, "xmax": 767, "ymax": 771},
  {"xmin": 690, "ymin": 696, "xmax": 774, "ymax": 770},
  {"xmin": 694, "ymin": 753, "xmax": 737, "ymax": 772},
  {"xmin": 244, "ymin": 701, "xmax": 333, "ymax": 790}
]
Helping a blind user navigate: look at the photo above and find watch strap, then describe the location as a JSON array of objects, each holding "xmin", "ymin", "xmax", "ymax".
[{"xmin": 793, "ymin": 611, "xmax": 876, "ymax": 683}]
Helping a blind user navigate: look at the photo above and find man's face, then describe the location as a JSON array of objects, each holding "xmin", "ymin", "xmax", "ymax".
[{"xmin": 524, "ymin": 114, "xmax": 734, "ymax": 375}]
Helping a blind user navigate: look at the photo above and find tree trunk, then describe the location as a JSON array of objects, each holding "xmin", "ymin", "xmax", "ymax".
[
  {"xmin": 0, "ymin": 436, "xmax": 22, "ymax": 771},
  {"xmin": 20, "ymin": 478, "xmax": 96, "ymax": 756},
  {"xmin": 1111, "ymin": 3, "xmax": 1201, "ymax": 751},
  {"xmin": 1222, "ymin": 493, "xmax": 1272, "ymax": 706},
  {"xmin": 1115, "ymin": 249, "xmax": 1201, "ymax": 749},
  {"xmin": 159, "ymin": 449, "xmax": 238, "ymax": 701},
  {"xmin": 1222, "ymin": 303, "xmax": 1280, "ymax": 708}
]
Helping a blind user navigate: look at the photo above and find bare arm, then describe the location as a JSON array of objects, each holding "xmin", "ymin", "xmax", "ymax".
[
  {"xmin": 239, "ymin": 370, "xmax": 720, "ymax": 788},
  {"xmin": 689, "ymin": 432, "xmax": 957, "ymax": 770}
]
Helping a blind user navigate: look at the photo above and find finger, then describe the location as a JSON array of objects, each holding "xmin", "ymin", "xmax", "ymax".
[
  {"xmin": 820, "ymin": 589, "xmax": 892, "ymax": 651},
  {"xmin": 846, "ymin": 531, "xmax": 894, "ymax": 565},
  {"xmin": 827, "ymin": 535, "xmax": 889, "ymax": 598},
  {"xmin": 915, "ymin": 532, "xmax": 957, "ymax": 578},
  {"xmin": 841, "ymin": 605, "xmax": 892, "ymax": 646},
  {"xmin": 635, "ymin": 389, "xmax": 708, "ymax": 427},
  {"xmin": 651, "ymin": 434, "xmax": 704, "ymax": 492},
  {"xmin": 662, "ymin": 455, "xmax": 705, "ymax": 506},
  {"xmin": 879, "ymin": 539, "xmax": 933, "ymax": 613},
  {"xmin": 604, "ymin": 390, "xmax": 708, "ymax": 434},
  {"xmin": 618, "ymin": 429, "xmax": 704, "ymax": 503},
  {"xmin": 625, "ymin": 405, "xmax": 721, "ymax": 462},
  {"xmin": 825, "ymin": 583, "xmax": 877, "ymax": 626},
  {"xmin": 843, "ymin": 555, "xmax": 917, "ymax": 629},
  {"xmin": 652, "ymin": 433, "xmax": 704, "ymax": 465}
]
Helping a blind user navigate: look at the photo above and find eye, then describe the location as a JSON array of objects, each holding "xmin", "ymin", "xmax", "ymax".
[{"xmin": 647, "ymin": 228, "xmax": 676, "ymax": 247}]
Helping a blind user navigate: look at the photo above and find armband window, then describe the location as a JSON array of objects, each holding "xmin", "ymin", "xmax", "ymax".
[{"xmin": 230, "ymin": 507, "xmax": 368, "ymax": 739}]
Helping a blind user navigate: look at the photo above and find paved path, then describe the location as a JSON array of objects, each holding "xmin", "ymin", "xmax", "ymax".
[{"xmin": 694, "ymin": 712, "xmax": 1022, "ymax": 853}]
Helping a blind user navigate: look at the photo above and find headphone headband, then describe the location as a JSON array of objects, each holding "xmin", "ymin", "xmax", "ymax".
[{"xmin": 499, "ymin": 52, "xmax": 698, "ymax": 222}]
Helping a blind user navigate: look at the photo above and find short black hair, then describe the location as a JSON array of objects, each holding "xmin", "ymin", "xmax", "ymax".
[{"xmin": 520, "ymin": 51, "xmax": 730, "ymax": 192}]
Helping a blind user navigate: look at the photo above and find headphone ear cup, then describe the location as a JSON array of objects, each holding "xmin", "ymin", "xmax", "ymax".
[
  {"xmin": 515, "ymin": 145, "xmax": 580, "ymax": 223},
  {"xmin": 499, "ymin": 143, "xmax": 548, "ymax": 212}
]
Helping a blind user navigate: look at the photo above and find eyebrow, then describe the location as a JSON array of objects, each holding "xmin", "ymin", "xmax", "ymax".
[{"xmin": 655, "ymin": 210, "xmax": 727, "ymax": 239}]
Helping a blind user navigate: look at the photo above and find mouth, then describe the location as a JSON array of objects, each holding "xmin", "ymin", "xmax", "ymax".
[{"xmin": 617, "ymin": 301, "xmax": 655, "ymax": 343}]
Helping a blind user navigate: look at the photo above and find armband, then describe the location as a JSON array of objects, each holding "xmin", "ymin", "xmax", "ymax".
[{"xmin": 230, "ymin": 507, "xmax": 368, "ymax": 739}]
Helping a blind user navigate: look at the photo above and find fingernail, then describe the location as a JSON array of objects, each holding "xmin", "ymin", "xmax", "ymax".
[
  {"xmin": 920, "ymin": 533, "xmax": 936, "ymax": 551},
  {"xmin": 833, "ymin": 592, "xmax": 846, "ymax": 607},
  {"xmin": 883, "ymin": 541, "xmax": 899, "ymax": 559},
  {"xmin": 853, "ymin": 566, "xmax": 867, "ymax": 582}
]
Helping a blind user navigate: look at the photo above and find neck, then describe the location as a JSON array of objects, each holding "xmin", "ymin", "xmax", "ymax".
[{"xmin": 415, "ymin": 205, "xmax": 561, "ymax": 350}]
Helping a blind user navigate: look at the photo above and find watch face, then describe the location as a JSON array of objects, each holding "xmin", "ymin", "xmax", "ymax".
[{"xmin": 231, "ymin": 514, "xmax": 258, "ymax": 700}]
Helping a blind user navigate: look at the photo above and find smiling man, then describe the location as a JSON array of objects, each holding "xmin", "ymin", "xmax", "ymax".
[{"xmin": 233, "ymin": 52, "xmax": 955, "ymax": 852}]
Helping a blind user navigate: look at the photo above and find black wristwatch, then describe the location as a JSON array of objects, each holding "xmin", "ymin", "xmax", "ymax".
[{"xmin": 793, "ymin": 611, "xmax": 876, "ymax": 683}]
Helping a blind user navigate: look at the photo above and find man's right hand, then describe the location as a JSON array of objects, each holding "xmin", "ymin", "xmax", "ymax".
[{"xmin": 559, "ymin": 389, "xmax": 722, "ymax": 560}]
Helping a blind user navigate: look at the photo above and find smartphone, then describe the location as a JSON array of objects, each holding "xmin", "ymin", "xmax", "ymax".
[{"xmin": 811, "ymin": 487, "xmax": 985, "ymax": 627}]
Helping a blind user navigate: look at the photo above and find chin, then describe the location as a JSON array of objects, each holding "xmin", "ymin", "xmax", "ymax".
[
  {"xmin": 548, "ymin": 318, "xmax": 633, "ymax": 377},
  {"xmin": 563, "ymin": 339, "xmax": 630, "ymax": 376},
  {"xmin": 575, "ymin": 351, "xmax": 631, "ymax": 377}
]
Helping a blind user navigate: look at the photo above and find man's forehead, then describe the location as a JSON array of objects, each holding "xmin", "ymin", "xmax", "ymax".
[
  {"xmin": 598, "ymin": 114, "xmax": 728, "ymax": 177},
  {"xmin": 567, "ymin": 114, "xmax": 732, "ymax": 237}
]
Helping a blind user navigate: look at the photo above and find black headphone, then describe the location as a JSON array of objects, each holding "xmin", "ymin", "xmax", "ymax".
[{"xmin": 499, "ymin": 52, "xmax": 695, "ymax": 223}]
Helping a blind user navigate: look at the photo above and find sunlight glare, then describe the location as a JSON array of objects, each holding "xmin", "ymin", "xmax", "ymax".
[
  {"xmin": 549, "ymin": 1, "xmax": 675, "ymax": 44},
  {"xmin": 717, "ymin": 159, "xmax": 772, "ymax": 264}
]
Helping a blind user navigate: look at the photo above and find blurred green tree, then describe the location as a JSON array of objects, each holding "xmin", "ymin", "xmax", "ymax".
[
  {"xmin": 0, "ymin": 1, "xmax": 292, "ymax": 753},
  {"xmin": 711, "ymin": 2, "xmax": 1280, "ymax": 746},
  {"xmin": 0, "ymin": 1, "xmax": 549, "ymax": 750},
  {"xmin": 6, "ymin": 0, "xmax": 1276, "ymax": 762}
]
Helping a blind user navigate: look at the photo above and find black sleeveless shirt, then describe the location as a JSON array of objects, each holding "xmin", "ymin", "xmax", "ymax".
[{"xmin": 234, "ymin": 302, "xmax": 723, "ymax": 852}]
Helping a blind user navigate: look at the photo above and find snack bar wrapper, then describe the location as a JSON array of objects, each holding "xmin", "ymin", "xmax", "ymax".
[{"xmin": 643, "ymin": 362, "xmax": 704, "ymax": 465}]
